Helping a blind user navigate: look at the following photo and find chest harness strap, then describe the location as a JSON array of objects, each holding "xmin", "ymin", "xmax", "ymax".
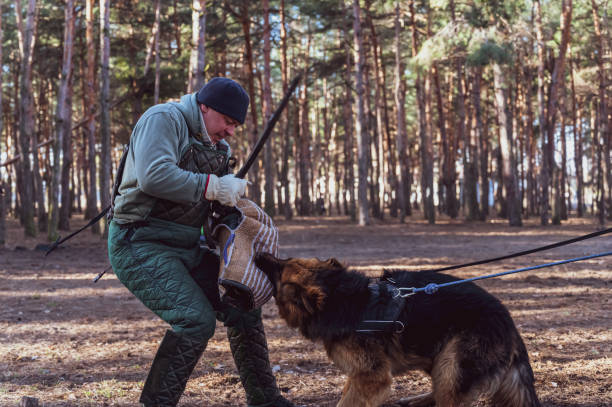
[{"xmin": 355, "ymin": 281, "xmax": 406, "ymax": 334}]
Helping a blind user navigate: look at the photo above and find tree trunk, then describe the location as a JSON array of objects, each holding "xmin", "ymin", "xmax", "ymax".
[
  {"xmin": 371, "ymin": 5, "xmax": 397, "ymax": 218},
  {"xmin": 343, "ymin": 27, "xmax": 356, "ymax": 220},
  {"xmin": 559, "ymin": 90, "xmax": 568, "ymax": 220},
  {"xmin": 570, "ymin": 50, "xmax": 584, "ymax": 217},
  {"xmin": 549, "ymin": 0, "xmax": 572, "ymax": 225},
  {"xmin": 511, "ymin": 59, "xmax": 523, "ymax": 218},
  {"xmin": 593, "ymin": 101, "xmax": 605, "ymax": 227},
  {"xmin": 493, "ymin": 63, "xmax": 522, "ymax": 226},
  {"xmin": 352, "ymin": 0, "xmax": 369, "ymax": 226},
  {"xmin": 99, "ymin": 0, "xmax": 111, "ymax": 237},
  {"xmin": 589, "ymin": 103, "xmax": 597, "ymax": 216},
  {"xmin": 188, "ymin": 0, "xmax": 206, "ymax": 93},
  {"xmin": 538, "ymin": 0, "xmax": 573, "ymax": 225},
  {"xmin": 591, "ymin": 0, "xmax": 609, "ymax": 221},
  {"xmin": 153, "ymin": 0, "xmax": 161, "ymax": 104},
  {"xmin": 516, "ymin": 75, "xmax": 526, "ymax": 216},
  {"xmin": 212, "ymin": 2, "xmax": 227, "ymax": 77},
  {"xmin": 30, "ymin": 70, "xmax": 45, "ymax": 233},
  {"xmin": 479, "ymin": 82, "xmax": 491, "ymax": 220},
  {"xmin": 298, "ymin": 49, "xmax": 311, "ymax": 216},
  {"xmin": 33, "ymin": 126, "xmax": 45, "ymax": 232},
  {"xmin": 321, "ymin": 83, "xmax": 333, "ymax": 216},
  {"xmin": 72, "ymin": 152, "xmax": 79, "ymax": 213},
  {"xmin": 0, "ymin": 9, "xmax": 4, "ymax": 246},
  {"xmin": 410, "ymin": 0, "xmax": 434, "ymax": 223},
  {"xmin": 0, "ymin": 181, "xmax": 5, "ymax": 247},
  {"xmin": 363, "ymin": 50, "xmax": 379, "ymax": 219},
  {"xmin": 32, "ymin": 80, "xmax": 47, "ymax": 233},
  {"xmin": 59, "ymin": 61, "xmax": 74, "ymax": 231},
  {"xmin": 77, "ymin": 128, "xmax": 86, "ymax": 216},
  {"xmin": 449, "ymin": 1, "xmax": 476, "ymax": 221},
  {"xmin": 534, "ymin": 0, "xmax": 550, "ymax": 225},
  {"xmin": 84, "ymin": 0, "xmax": 99, "ymax": 232},
  {"xmin": 523, "ymin": 62, "xmax": 537, "ymax": 217},
  {"xmin": 49, "ymin": 0, "xmax": 75, "ymax": 239},
  {"xmin": 279, "ymin": 0, "xmax": 292, "ymax": 220},
  {"xmin": 11, "ymin": 61, "xmax": 22, "ymax": 221},
  {"xmin": 143, "ymin": 0, "xmax": 160, "ymax": 78},
  {"xmin": 365, "ymin": 2, "xmax": 385, "ymax": 219},
  {"xmin": 334, "ymin": 120, "xmax": 342, "ymax": 216},
  {"xmin": 16, "ymin": 0, "xmax": 38, "ymax": 237},
  {"xmin": 394, "ymin": 1, "xmax": 410, "ymax": 222},
  {"xmin": 238, "ymin": 3, "xmax": 260, "ymax": 205},
  {"xmin": 471, "ymin": 67, "xmax": 485, "ymax": 220},
  {"xmin": 433, "ymin": 66, "xmax": 453, "ymax": 217},
  {"xmin": 289, "ymin": 102, "xmax": 299, "ymax": 212},
  {"xmin": 171, "ymin": 0, "xmax": 181, "ymax": 56},
  {"xmin": 262, "ymin": 0, "xmax": 275, "ymax": 215}
]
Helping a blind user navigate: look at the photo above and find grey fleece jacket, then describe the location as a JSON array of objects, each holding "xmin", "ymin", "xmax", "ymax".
[{"xmin": 112, "ymin": 93, "xmax": 229, "ymax": 224}]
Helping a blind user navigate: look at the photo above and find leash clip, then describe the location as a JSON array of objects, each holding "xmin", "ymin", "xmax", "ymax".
[{"xmin": 395, "ymin": 287, "xmax": 416, "ymax": 298}]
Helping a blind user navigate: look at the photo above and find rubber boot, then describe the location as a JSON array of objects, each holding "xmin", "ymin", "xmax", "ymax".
[
  {"xmin": 227, "ymin": 318, "xmax": 294, "ymax": 407},
  {"xmin": 139, "ymin": 330, "xmax": 207, "ymax": 407}
]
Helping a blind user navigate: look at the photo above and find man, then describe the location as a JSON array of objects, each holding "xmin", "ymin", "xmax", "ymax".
[{"xmin": 107, "ymin": 77, "xmax": 293, "ymax": 407}]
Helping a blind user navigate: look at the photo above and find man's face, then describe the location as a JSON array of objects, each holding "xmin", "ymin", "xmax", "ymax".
[{"xmin": 200, "ymin": 104, "xmax": 240, "ymax": 144}]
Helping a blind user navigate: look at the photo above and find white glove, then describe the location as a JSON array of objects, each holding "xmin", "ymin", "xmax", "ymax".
[{"xmin": 205, "ymin": 174, "xmax": 248, "ymax": 206}]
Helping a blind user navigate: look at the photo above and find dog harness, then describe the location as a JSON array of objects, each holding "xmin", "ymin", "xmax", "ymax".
[{"xmin": 355, "ymin": 281, "xmax": 406, "ymax": 334}]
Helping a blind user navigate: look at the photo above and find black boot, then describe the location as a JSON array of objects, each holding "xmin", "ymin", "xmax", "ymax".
[
  {"xmin": 140, "ymin": 330, "xmax": 207, "ymax": 407},
  {"xmin": 227, "ymin": 318, "xmax": 294, "ymax": 407}
]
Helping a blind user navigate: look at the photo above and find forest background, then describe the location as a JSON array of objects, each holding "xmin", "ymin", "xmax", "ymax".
[
  {"xmin": 0, "ymin": 1, "xmax": 611, "ymax": 405},
  {"xmin": 0, "ymin": 0, "xmax": 610, "ymax": 243}
]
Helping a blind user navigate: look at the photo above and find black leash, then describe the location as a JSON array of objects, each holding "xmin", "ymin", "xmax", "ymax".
[
  {"xmin": 46, "ymin": 145, "xmax": 130, "ymax": 257},
  {"xmin": 45, "ymin": 206, "xmax": 111, "ymax": 256},
  {"xmin": 419, "ymin": 227, "xmax": 612, "ymax": 273},
  {"xmin": 402, "ymin": 251, "xmax": 612, "ymax": 296},
  {"xmin": 93, "ymin": 265, "xmax": 113, "ymax": 283}
]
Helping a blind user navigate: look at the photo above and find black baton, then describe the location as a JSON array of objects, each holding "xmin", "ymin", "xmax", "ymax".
[{"xmin": 235, "ymin": 75, "xmax": 301, "ymax": 179}]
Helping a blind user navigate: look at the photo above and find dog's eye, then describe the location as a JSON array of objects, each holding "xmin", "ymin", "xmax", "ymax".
[{"xmin": 281, "ymin": 284, "xmax": 295, "ymax": 296}]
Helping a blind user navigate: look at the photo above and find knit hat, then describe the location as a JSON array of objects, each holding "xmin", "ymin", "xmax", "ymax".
[{"xmin": 196, "ymin": 77, "xmax": 250, "ymax": 124}]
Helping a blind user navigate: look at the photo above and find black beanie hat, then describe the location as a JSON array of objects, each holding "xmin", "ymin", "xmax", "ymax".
[{"xmin": 196, "ymin": 77, "xmax": 250, "ymax": 125}]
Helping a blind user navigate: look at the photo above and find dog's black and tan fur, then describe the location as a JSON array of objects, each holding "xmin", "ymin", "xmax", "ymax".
[{"xmin": 255, "ymin": 253, "xmax": 540, "ymax": 407}]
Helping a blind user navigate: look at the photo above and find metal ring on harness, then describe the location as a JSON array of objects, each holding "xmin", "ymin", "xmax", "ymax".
[
  {"xmin": 355, "ymin": 320, "xmax": 406, "ymax": 334},
  {"xmin": 397, "ymin": 287, "xmax": 416, "ymax": 298}
]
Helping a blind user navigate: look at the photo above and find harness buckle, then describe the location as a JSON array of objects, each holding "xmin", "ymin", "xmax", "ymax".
[
  {"xmin": 383, "ymin": 276, "xmax": 397, "ymax": 285},
  {"xmin": 394, "ymin": 321, "xmax": 405, "ymax": 334}
]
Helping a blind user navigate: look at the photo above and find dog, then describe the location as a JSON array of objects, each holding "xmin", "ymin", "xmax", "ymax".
[{"xmin": 255, "ymin": 253, "xmax": 540, "ymax": 407}]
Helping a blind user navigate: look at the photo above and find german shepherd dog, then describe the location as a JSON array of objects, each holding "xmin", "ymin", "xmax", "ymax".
[{"xmin": 255, "ymin": 253, "xmax": 540, "ymax": 407}]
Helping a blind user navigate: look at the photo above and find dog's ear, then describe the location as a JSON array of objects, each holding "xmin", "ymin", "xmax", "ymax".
[
  {"xmin": 300, "ymin": 291, "xmax": 315, "ymax": 314},
  {"xmin": 326, "ymin": 257, "xmax": 344, "ymax": 269},
  {"xmin": 255, "ymin": 252, "xmax": 288, "ymax": 272},
  {"xmin": 299, "ymin": 286, "xmax": 326, "ymax": 315}
]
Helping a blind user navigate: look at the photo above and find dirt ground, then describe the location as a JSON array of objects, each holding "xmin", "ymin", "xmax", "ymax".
[{"xmin": 0, "ymin": 214, "xmax": 610, "ymax": 407}]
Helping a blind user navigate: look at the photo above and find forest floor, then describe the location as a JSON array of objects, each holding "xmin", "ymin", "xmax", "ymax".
[{"xmin": 0, "ymin": 213, "xmax": 610, "ymax": 407}]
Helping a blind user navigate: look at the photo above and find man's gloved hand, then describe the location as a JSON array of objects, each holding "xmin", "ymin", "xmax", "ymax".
[{"xmin": 205, "ymin": 174, "xmax": 248, "ymax": 206}]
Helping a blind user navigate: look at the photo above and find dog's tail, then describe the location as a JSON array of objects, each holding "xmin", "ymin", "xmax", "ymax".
[{"xmin": 492, "ymin": 341, "xmax": 541, "ymax": 407}]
